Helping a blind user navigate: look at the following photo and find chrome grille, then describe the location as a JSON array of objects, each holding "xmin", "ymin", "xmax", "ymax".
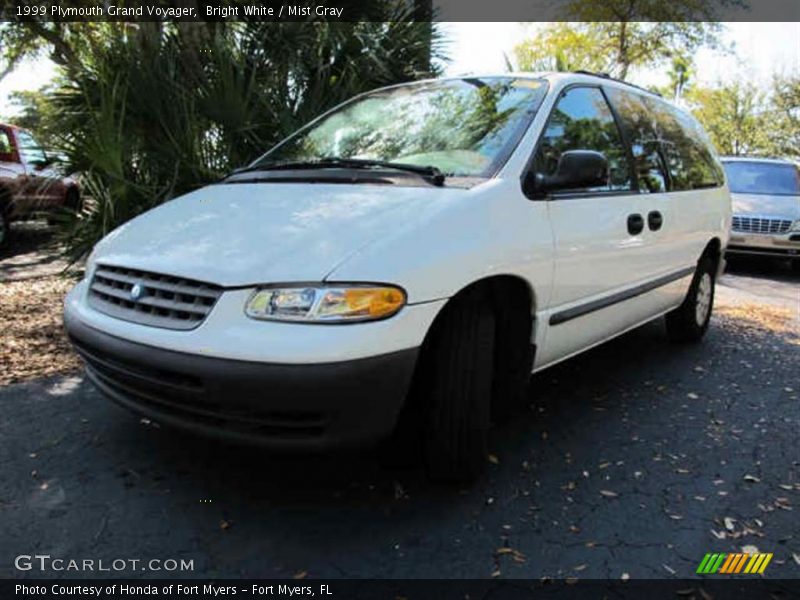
[
  {"xmin": 732, "ymin": 216, "xmax": 793, "ymax": 234},
  {"xmin": 88, "ymin": 265, "xmax": 222, "ymax": 330}
]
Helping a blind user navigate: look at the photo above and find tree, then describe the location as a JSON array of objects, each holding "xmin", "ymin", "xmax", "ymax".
[
  {"xmin": 4, "ymin": 88, "xmax": 59, "ymax": 144},
  {"xmin": 686, "ymin": 82, "xmax": 769, "ymax": 156},
  {"xmin": 514, "ymin": 0, "xmax": 734, "ymax": 79},
  {"xmin": 767, "ymin": 72, "xmax": 800, "ymax": 159}
]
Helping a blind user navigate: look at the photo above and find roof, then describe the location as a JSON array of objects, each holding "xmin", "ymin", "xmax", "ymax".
[{"xmin": 720, "ymin": 156, "xmax": 798, "ymax": 166}]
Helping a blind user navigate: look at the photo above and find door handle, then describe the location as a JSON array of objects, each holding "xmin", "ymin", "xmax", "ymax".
[
  {"xmin": 648, "ymin": 210, "xmax": 663, "ymax": 231},
  {"xmin": 627, "ymin": 213, "xmax": 644, "ymax": 235}
]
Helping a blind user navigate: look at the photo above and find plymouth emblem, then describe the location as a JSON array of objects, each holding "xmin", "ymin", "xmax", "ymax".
[{"xmin": 130, "ymin": 283, "xmax": 145, "ymax": 301}]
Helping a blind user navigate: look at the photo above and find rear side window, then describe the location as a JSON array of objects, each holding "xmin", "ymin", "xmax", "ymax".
[
  {"xmin": 604, "ymin": 88, "xmax": 669, "ymax": 193},
  {"xmin": 533, "ymin": 86, "xmax": 632, "ymax": 192},
  {"xmin": 607, "ymin": 88, "xmax": 724, "ymax": 192},
  {"xmin": 644, "ymin": 97, "xmax": 723, "ymax": 191}
]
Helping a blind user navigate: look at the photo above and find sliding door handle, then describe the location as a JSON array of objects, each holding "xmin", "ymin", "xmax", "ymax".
[
  {"xmin": 627, "ymin": 213, "xmax": 644, "ymax": 235},
  {"xmin": 648, "ymin": 211, "xmax": 663, "ymax": 231}
]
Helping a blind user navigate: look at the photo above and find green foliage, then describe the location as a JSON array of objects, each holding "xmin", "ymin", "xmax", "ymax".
[
  {"xmin": 767, "ymin": 73, "xmax": 800, "ymax": 158},
  {"xmin": 686, "ymin": 82, "xmax": 769, "ymax": 157},
  {"xmin": 15, "ymin": 17, "xmax": 442, "ymax": 261},
  {"xmin": 686, "ymin": 73, "xmax": 800, "ymax": 160},
  {"xmin": 515, "ymin": 21, "xmax": 722, "ymax": 79},
  {"xmin": 513, "ymin": 0, "xmax": 734, "ymax": 79}
]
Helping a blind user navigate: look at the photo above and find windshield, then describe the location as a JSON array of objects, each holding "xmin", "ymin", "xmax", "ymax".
[
  {"xmin": 723, "ymin": 161, "xmax": 800, "ymax": 195},
  {"xmin": 17, "ymin": 130, "xmax": 48, "ymax": 165},
  {"xmin": 253, "ymin": 77, "xmax": 549, "ymax": 178}
]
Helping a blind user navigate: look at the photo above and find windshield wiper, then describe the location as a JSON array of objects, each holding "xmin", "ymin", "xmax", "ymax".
[{"xmin": 228, "ymin": 157, "xmax": 446, "ymax": 186}]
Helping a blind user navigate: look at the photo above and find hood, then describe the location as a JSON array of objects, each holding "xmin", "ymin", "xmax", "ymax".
[
  {"xmin": 731, "ymin": 192, "xmax": 800, "ymax": 221},
  {"xmin": 92, "ymin": 182, "xmax": 463, "ymax": 287}
]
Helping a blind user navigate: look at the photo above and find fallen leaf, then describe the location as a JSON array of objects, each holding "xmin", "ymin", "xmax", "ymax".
[
  {"xmin": 742, "ymin": 474, "xmax": 760, "ymax": 483},
  {"xmin": 600, "ymin": 490, "xmax": 618, "ymax": 498},
  {"xmin": 741, "ymin": 545, "xmax": 759, "ymax": 554},
  {"xmin": 724, "ymin": 517, "xmax": 736, "ymax": 531},
  {"xmin": 687, "ymin": 393, "xmax": 699, "ymax": 400},
  {"xmin": 620, "ymin": 573, "xmax": 630, "ymax": 581},
  {"xmin": 219, "ymin": 519, "xmax": 232, "ymax": 530},
  {"xmin": 293, "ymin": 571, "xmax": 307, "ymax": 580},
  {"xmin": 487, "ymin": 454, "xmax": 499, "ymax": 465},
  {"xmin": 573, "ymin": 564, "xmax": 587, "ymax": 571},
  {"xmin": 663, "ymin": 564, "xmax": 676, "ymax": 575},
  {"xmin": 711, "ymin": 530, "xmax": 727, "ymax": 540},
  {"xmin": 792, "ymin": 553, "xmax": 800, "ymax": 566}
]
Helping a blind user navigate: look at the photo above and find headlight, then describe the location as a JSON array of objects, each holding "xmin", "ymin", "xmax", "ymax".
[{"xmin": 245, "ymin": 284, "xmax": 406, "ymax": 323}]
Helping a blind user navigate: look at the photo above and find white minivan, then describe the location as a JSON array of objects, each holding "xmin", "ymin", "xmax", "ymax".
[{"xmin": 64, "ymin": 72, "xmax": 731, "ymax": 481}]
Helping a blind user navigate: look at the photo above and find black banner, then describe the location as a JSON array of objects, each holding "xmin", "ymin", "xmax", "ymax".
[
  {"xmin": 3, "ymin": 0, "xmax": 800, "ymax": 22},
  {"xmin": 4, "ymin": 579, "xmax": 800, "ymax": 600}
]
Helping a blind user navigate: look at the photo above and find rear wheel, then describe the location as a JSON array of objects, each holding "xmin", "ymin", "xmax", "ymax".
[
  {"xmin": 665, "ymin": 256, "xmax": 716, "ymax": 342},
  {"xmin": 421, "ymin": 291, "xmax": 495, "ymax": 482}
]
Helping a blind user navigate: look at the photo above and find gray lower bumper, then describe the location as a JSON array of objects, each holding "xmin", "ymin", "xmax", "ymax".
[{"xmin": 65, "ymin": 316, "xmax": 419, "ymax": 450}]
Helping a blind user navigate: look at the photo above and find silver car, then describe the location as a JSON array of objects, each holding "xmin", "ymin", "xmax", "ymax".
[{"xmin": 721, "ymin": 157, "xmax": 800, "ymax": 267}]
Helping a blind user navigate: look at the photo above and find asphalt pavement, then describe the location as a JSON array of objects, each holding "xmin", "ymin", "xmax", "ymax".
[{"xmin": 1, "ymin": 261, "xmax": 798, "ymax": 580}]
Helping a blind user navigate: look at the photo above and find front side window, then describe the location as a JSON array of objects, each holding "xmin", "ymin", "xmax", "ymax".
[
  {"xmin": 16, "ymin": 131, "xmax": 47, "ymax": 166},
  {"xmin": 605, "ymin": 88, "xmax": 669, "ymax": 193},
  {"xmin": 255, "ymin": 78, "xmax": 549, "ymax": 178},
  {"xmin": 533, "ymin": 86, "xmax": 632, "ymax": 193},
  {"xmin": 722, "ymin": 161, "xmax": 800, "ymax": 196}
]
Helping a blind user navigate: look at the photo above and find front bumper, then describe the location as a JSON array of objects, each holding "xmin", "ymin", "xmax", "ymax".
[
  {"xmin": 727, "ymin": 231, "xmax": 800, "ymax": 259},
  {"xmin": 65, "ymin": 312, "xmax": 419, "ymax": 450}
]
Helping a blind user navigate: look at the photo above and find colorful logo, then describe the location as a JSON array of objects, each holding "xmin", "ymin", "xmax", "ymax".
[{"xmin": 696, "ymin": 552, "xmax": 773, "ymax": 575}]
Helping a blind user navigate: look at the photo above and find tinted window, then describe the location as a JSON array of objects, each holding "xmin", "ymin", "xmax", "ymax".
[
  {"xmin": 644, "ymin": 97, "xmax": 723, "ymax": 191},
  {"xmin": 16, "ymin": 131, "xmax": 47, "ymax": 165},
  {"xmin": 605, "ymin": 88, "xmax": 669, "ymax": 193},
  {"xmin": 0, "ymin": 130, "xmax": 12, "ymax": 155},
  {"xmin": 258, "ymin": 78, "xmax": 549, "ymax": 178},
  {"xmin": 722, "ymin": 161, "xmax": 800, "ymax": 195},
  {"xmin": 533, "ymin": 87, "xmax": 632, "ymax": 192}
]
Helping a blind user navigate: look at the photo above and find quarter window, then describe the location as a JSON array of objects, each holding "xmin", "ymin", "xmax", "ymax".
[{"xmin": 533, "ymin": 87, "xmax": 632, "ymax": 193}]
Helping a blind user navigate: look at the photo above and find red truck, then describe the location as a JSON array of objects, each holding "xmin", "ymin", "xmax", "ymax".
[{"xmin": 0, "ymin": 123, "xmax": 80, "ymax": 248}]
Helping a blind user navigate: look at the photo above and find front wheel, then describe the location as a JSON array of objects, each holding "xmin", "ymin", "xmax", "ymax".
[
  {"xmin": 421, "ymin": 292, "xmax": 495, "ymax": 482},
  {"xmin": 665, "ymin": 256, "xmax": 716, "ymax": 342}
]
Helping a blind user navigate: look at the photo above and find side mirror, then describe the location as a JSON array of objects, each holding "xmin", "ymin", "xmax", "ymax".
[{"xmin": 529, "ymin": 150, "xmax": 610, "ymax": 195}]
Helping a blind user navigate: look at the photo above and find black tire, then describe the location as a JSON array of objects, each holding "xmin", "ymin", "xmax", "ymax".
[
  {"xmin": 0, "ymin": 208, "xmax": 9, "ymax": 251},
  {"xmin": 65, "ymin": 187, "xmax": 81, "ymax": 212},
  {"xmin": 422, "ymin": 291, "xmax": 495, "ymax": 482},
  {"xmin": 791, "ymin": 260, "xmax": 800, "ymax": 274},
  {"xmin": 665, "ymin": 256, "xmax": 716, "ymax": 343}
]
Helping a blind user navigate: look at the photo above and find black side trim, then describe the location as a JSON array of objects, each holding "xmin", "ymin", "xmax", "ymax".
[{"xmin": 549, "ymin": 266, "xmax": 696, "ymax": 326}]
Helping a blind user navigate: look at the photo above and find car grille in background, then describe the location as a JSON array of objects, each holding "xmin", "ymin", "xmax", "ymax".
[
  {"xmin": 88, "ymin": 265, "xmax": 223, "ymax": 330},
  {"xmin": 732, "ymin": 216, "xmax": 793, "ymax": 235}
]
